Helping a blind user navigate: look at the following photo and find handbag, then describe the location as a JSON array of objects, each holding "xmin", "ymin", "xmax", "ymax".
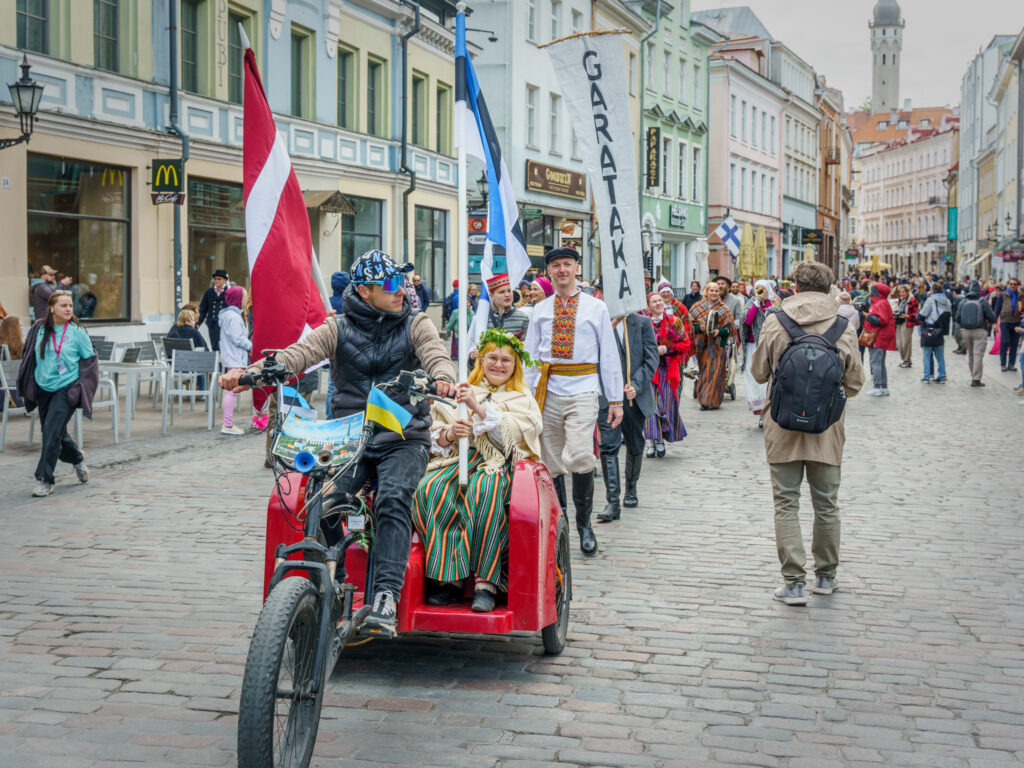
[
  {"xmin": 858, "ymin": 328, "xmax": 877, "ymax": 347},
  {"xmin": 920, "ymin": 324, "xmax": 944, "ymax": 348}
]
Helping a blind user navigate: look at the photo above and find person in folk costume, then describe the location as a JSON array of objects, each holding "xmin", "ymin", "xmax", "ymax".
[
  {"xmin": 690, "ymin": 282, "xmax": 739, "ymax": 410},
  {"xmin": 641, "ymin": 291, "xmax": 691, "ymax": 458},
  {"xmin": 741, "ymin": 279, "xmax": 777, "ymax": 428},
  {"xmin": 524, "ymin": 247, "xmax": 623, "ymax": 557},
  {"xmin": 412, "ymin": 328, "xmax": 543, "ymax": 613},
  {"xmin": 591, "ymin": 277, "xmax": 659, "ymax": 521}
]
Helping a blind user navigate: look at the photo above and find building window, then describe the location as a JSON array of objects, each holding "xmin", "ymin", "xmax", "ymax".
[
  {"xmin": 436, "ymin": 84, "xmax": 452, "ymax": 154},
  {"xmin": 751, "ymin": 106, "xmax": 758, "ymax": 148},
  {"xmin": 549, "ymin": 93, "xmax": 561, "ymax": 154},
  {"xmin": 94, "ymin": 0, "xmax": 119, "ymax": 73},
  {"xmin": 741, "ymin": 100, "xmax": 748, "ymax": 142},
  {"xmin": 571, "ymin": 128, "xmax": 580, "ymax": 160},
  {"xmin": 342, "ymin": 196, "xmax": 385, "ymax": 268},
  {"xmin": 762, "ymin": 113, "xmax": 768, "ymax": 150},
  {"xmin": 367, "ymin": 58, "xmax": 386, "ymax": 136},
  {"xmin": 415, "ymin": 207, "xmax": 449, "ymax": 302},
  {"xmin": 550, "ymin": 0, "xmax": 560, "ymax": 41},
  {"xmin": 337, "ymin": 48, "xmax": 355, "ymax": 128},
  {"xmin": 693, "ymin": 64, "xmax": 701, "ymax": 108},
  {"xmin": 412, "ymin": 73, "xmax": 427, "ymax": 147},
  {"xmin": 187, "ymin": 178, "xmax": 247, "ymax": 303},
  {"xmin": 761, "ymin": 174, "xmax": 767, "ymax": 213},
  {"xmin": 730, "ymin": 95, "xmax": 737, "ymax": 136},
  {"xmin": 692, "ymin": 147, "xmax": 701, "ymax": 202},
  {"xmin": 181, "ymin": 0, "xmax": 200, "ymax": 93},
  {"xmin": 27, "ymin": 153, "xmax": 131, "ymax": 320},
  {"xmin": 730, "ymin": 162, "xmax": 737, "ymax": 207},
  {"xmin": 678, "ymin": 58, "xmax": 687, "ymax": 104},
  {"xmin": 571, "ymin": 9, "xmax": 582, "ymax": 34},
  {"xmin": 291, "ymin": 31, "xmax": 310, "ymax": 119},
  {"xmin": 750, "ymin": 171, "xmax": 758, "ymax": 211},
  {"xmin": 663, "ymin": 51, "xmax": 671, "ymax": 96},
  {"xmin": 662, "ymin": 138, "xmax": 671, "ymax": 195},
  {"xmin": 770, "ymin": 116, "xmax": 776, "ymax": 154},
  {"xmin": 526, "ymin": 0, "xmax": 536, "ymax": 42},
  {"xmin": 677, "ymin": 142, "xmax": 687, "ymax": 198},
  {"xmin": 647, "ymin": 43, "xmax": 655, "ymax": 92},
  {"xmin": 770, "ymin": 177, "xmax": 776, "ymax": 216},
  {"xmin": 228, "ymin": 12, "xmax": 246, "ymax": 105},
  {"xmin": 741, "ymin": 167, "xmax": 747, "ymax": 208},
  {"xmin": 17, "ymin": 0, "xmax": 49, "ymax": 55},
  {"xmin": 526, "ymin": 85, "xmax": 538, "ymax": 147}
]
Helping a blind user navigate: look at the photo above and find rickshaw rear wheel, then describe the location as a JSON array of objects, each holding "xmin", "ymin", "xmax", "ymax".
[
  {"xmin": 542, "ymin": 515, "xmax": 572, "ymax": 654},
  {"xmin": 238, "ymin": 577, "xmax": 324, "ymax": 768}
]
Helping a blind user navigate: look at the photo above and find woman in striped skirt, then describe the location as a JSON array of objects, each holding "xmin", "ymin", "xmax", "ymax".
[
  {"xmin": 411, "ymin": 328, "xmax": 542, "ymax": 612},
  {"xmin": 689, "ymin": 282, "xmax": 739, "ymax": 411}
]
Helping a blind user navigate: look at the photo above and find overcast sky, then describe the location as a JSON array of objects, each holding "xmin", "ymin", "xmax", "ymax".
[{"xmin": 691, "ymin": 0, "xmax": 1024, "ymax": 111}]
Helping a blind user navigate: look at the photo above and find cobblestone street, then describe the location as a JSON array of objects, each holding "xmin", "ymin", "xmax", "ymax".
[{"xmin": 1, "ymin": 357, "xmax": 1022, "ymax": 768}]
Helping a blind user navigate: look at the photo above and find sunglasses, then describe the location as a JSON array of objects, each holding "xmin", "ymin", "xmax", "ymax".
[{"xmin": 362, "ymin": 275, "xmax": 404, "ymax": 293}]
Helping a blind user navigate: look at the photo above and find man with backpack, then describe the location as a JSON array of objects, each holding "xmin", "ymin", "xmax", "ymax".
[
  {"xmin": 750, "ymin": 262, "xmax": 864, "ymax": 606},
  {"xmin": 956, "ymin": 279, "xmax": 997, "ymax": 387}
]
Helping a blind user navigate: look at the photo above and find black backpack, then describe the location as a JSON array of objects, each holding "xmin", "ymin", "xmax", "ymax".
[
  {"xmin": 769, "ymin": 312, "xmax": 849, "ymax": 434},
  {"xmin": 959, "ymin": 298, "xmax": 985, "ymax": 330}
]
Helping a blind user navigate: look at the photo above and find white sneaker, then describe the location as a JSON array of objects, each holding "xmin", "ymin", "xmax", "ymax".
[
  {"xmin": 867, "ymin": 389, "xmax": 883, "ymax": 397},
  {"xmin": 880, "ymin": 388, "xmax": 890, "ymax": 396},
  {"xmin": 74, "ymin": 460, "xmax": 89, "ymax": 483},
  {"xmin": 220, "ymin": 425, "xmax": 245, "ymax": 435},
  {"xmin": 32, "ymin": 481, "xmax": 54, "ymax": 497}
]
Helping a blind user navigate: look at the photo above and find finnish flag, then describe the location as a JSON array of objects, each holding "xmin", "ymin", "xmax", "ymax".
[{"xmin": 714, "ymin": 216, "xmax": 742, "ymax": 257}]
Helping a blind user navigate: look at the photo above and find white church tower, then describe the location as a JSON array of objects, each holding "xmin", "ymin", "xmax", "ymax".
[{"xmin": 870, "ymin": 0, "xmax": 904, "ymax": 112}]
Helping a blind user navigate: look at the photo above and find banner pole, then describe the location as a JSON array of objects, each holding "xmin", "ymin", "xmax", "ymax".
[
  {"xmin": 456, "ymin": 8, "xmax": 469, "ymax": 486},
  {"xmin": 622, "ymin": 317, "xmax": 633, "ymax": 407}
]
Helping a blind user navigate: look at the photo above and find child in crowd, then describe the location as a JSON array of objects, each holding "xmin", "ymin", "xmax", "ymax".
[{"xmin": 218, "ymin": 285, "xmax": 252, "ymax": 435}]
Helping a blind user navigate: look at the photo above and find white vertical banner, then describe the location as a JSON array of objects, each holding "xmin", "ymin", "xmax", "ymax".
[{"xmin": 545, "ymin": 32, "xmax": 646, "ymax": 318}]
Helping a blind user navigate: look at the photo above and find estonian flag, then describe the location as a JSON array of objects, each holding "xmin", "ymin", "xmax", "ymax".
[
  {"xmin": 456, "ymin": 10, "xmax": 530, "ymax": 299},
  {"xmin": 365, "ymin": 387, "xmax": 413, "ymax": 438}
]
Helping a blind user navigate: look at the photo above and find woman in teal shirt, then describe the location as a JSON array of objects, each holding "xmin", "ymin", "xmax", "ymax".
[{"xmin": 32, "ymin": 291, "xmax": 94, "ymax": 497}]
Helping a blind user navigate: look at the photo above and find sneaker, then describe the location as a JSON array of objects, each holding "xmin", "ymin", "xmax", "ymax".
[
  {"xmin": 361, "ymin": 590, "xmax": 398, "ymax": 637},
  {"xmin": 1013, "ymin": 385, "xmax": 1024, "ymax": 394},
  {"xmin": 73, "ymin": 460, "xmax": 89, "ymax": 483},
  {"xmin": 471, "ymin": 589, "xmax": 496, "ymax": 613},
  {"xmin": 971, "ymin": 380, "xmax": 985, "ymax": 387},
  {"xmin": 772, "ymin": 582, "xmax": 808, "ymax": 606},
  {"xmin": 880, "ymin": 388, "xmax": 890, "ymax": 396},
  {"xmin": 934, "ymin": 378, "xmax": 946, "ymax": 384},
  {"xmin": 32, "ymin": 481, "xmax": 54, "ymax": 497},
  {"xmin": 812, "ymin": 575, "xmax": 839, "ymax": 595},
  {"xmin": 920, "ymin": 377, "xmax": 931, "ymax": 383},
  {"xmin": 220, "ymin": 425, "xmax": 245, "ymax": 436},
  {"xmin": 867, "ymin": 389, "xmax": 884, "ymax": 397}
]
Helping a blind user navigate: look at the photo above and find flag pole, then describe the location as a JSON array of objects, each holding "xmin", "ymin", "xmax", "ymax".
[{"xmin": 456, "ymin": 2, "xmax": 469, "ymax": 486}]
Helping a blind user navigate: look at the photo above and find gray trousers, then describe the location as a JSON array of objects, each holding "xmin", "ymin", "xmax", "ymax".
[
  {"xmin": 962, "ymin": 328, "xmax": 988, "ymax": 381},
  {"xmin": 769, "ymin": 461, "xmax": 842, "ymax": 584},
  {"xmin": 869, "ymin": 347, "xmax": 888, "ymax": 389}
]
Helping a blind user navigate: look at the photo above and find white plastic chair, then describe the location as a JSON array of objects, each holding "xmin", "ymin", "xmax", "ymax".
[{"xmin": 162, "ymin": 349, "xmax": 220, "ymax": 433}]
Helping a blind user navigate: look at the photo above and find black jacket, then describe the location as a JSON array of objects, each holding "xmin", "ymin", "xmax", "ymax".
[
  {"xmin": 599, "ymin": 313, "xmax": 659, "ymax": 419},
  {"xmin": 198, "ymin": 287, "xmax": 227, "ymax": 328},
  {"xmin": 167, "ymin": 324, "xmax": 209, "ymax": 349}
]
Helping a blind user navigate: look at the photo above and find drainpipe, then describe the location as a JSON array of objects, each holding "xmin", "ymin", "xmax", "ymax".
[
  {"xmin": 398, "ymin": 0, "xmax": 421, "ymax": 263},
  {"xmin": 168, "ymin": 0, "xmax": 190, "ymax": 311}
]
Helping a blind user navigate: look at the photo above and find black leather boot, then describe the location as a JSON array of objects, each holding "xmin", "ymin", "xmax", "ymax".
[
  {"xmin": 623, "ymin": 451, "xmax": 642, "ymax": 508},
  {"xmin": 553, "ymin": 474, "xmax": 568, "ymax": 516},
  {"xmin": 597, "ymin": 454, "xmax": 621, "ymax": 522},
  {"xmin": 572, "ymin": 471, "xmax": 598, "ymax": 557}
]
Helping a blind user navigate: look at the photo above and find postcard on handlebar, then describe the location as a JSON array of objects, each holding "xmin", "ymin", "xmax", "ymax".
[{"xmin": 272, "ymin": 412, "xmax": 364, "ymax": 467}]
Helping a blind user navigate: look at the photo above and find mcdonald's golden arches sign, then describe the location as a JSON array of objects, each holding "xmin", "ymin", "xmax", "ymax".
[{"xmin": 151, "ymin": 159, "xmax": 183, "ymax": 193}]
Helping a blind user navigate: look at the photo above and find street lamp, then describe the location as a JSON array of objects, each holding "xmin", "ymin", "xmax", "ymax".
[
  {"xmin": 466, "ymin": 27, "xmax": 498, "ymax": 43},
  {"xmin": 1, "ymin": 53, "xmax": 45, "ymax": 151},
  {"xmin": 476, "ymin": 170, "xmax": 488, "ymax": 208}
]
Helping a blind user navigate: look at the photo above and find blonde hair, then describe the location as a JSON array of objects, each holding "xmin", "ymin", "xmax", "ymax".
[
  {"xmin": 467, "ymin": 341, "xmax": 527, "ymax": 393},
  {"xmin": 176, "ymin": 308, "xmax": 197, "ymax": 327}
]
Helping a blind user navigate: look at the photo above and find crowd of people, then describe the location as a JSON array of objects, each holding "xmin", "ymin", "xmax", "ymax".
[{"xmin": 10, "ymin": 244, "xmax": 1023, "ymax": 623}]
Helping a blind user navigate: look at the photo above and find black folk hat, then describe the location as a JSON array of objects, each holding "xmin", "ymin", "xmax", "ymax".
[
  {"xmin": 213, "ymin": 269, "xmax": 229, "ymax": 279},
  {"xmin": 544, "ymin": 246, "xmax": 581, "ymax": 265}
]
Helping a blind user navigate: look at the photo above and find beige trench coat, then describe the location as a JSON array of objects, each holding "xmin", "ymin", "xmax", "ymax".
[{"xmin": 750, "ymin": 292, "xmax": 865, "ymax": 466}]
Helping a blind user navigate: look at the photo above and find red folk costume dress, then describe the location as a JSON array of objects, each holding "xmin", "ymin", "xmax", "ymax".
[{"xmin": 642, "ymin": 311, "xmax": 690, "ymax": 443}]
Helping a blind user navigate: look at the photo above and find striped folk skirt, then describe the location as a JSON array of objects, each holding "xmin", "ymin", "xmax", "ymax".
[
  {"xmin": 643, "ymin": 369, "xmax": 687, "ymax": 443},
  {"xmin": 411, "ymin": 450, "xmax": 512, "ymax": 590},
  {"xmin": 696, "ymin": 336, "xmax": 728, "ymax": 409}
]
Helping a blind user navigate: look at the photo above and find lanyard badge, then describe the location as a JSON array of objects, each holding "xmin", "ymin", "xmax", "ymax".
[{"xmin": 52, "ymin": 324, "xmax": 69, "ymax": 375}]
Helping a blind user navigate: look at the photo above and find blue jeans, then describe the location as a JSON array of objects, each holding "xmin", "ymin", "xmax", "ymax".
[
  {"xmin": 922, "ymin": 344, "xmax": 946, "ymax": 381},
  {"xmin": 325, "ymin": 378, "xmax": 335, "ymax": 419},
  {"xmin": 869, "ymin": 347, "xmax": 887, "ymax": 389}
]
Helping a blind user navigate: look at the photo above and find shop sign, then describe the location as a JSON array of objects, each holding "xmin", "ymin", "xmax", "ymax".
[
  {"xmin": 669, "ymin": 205, "xmax": 687, "ymax": 228},
  {"xmin": 521, "ymin": 207, "xmax": 544, "ymax": 220},
  {"xmin": 525, "ymin": 160, "xmax": 587, "ymax": 200},
  {"xmin": 151, "ymin": 192, "xmax": 186, "ymax": 205},
  {"xmin": 845, "ymin": 248, "xmax": 859, "ymax": 259},
  {"xmin": 152, "ymin": 159, "xmax": 184, "ymax": 193},
  {"xmin": 645, "ymin": 127, "xmax": 660, "ymax": 189},
  {"xmin": 561, "ymin": 220, "xmax": 581, "ymax": 237},
  {"xmin": 802, "ymin": 228, "xmax": 824, "ymax": 245},
  {"xmin": 468, "ymin": 217, "xmax": 487, "ymax": 233},
  {"xmin": 1004, "ymin": 248, "xmax": 1024, "ymax": 263}
]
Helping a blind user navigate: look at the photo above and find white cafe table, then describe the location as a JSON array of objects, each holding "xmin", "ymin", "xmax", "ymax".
[{"xmin": 99, "ymin": 361, "xmax": 171, "ymax": 440}]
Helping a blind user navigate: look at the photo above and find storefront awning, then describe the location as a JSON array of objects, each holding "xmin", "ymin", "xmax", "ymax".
[
  {"xmin": 963, "ymin": 250, "xmax": 990, "ymax": 269},
  {"xmin": 302, "ymin": 189, "xmax": 355, "ymax": 215}
]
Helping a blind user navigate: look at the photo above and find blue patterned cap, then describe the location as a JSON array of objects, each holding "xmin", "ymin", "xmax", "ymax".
[{"xmin": 350, "ymin": 249, "xmax": 414, "ymax": 284}]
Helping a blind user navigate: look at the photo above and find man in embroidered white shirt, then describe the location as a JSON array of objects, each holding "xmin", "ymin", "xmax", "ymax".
[{"xmin": 525, "ymin": 247, "xmax": 623, "ymax": 557}]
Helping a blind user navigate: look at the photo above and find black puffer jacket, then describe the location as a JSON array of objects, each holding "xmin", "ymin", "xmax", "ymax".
[{"xmin": 329, "ymin": 285, "xmax": 429, "ymax": 445}]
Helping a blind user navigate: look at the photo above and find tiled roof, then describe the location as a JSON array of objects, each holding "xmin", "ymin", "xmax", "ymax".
[{"xmin": 847, "ymin": 107, "xmax": 957, "ymax": 145}]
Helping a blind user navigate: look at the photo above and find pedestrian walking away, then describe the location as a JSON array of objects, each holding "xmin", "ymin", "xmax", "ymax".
[
  {"xmin": 16, "ymin": 291, "xmax": 97, "ymax": 497},
  {"xmin": 956, "ymin": 279, "xmax": 997, "ymax": 387},
  {"xmin": 198, "ymin": 268, "xmax": 230, "ymax": 351},
  {"xmin": 524, "ymin": 247, "xmax": 623, "ymax": 557},
  {"xmin": 750, "ymin": 262, "xmax": 864, "ymax": 606},
  {"xmin": 918, "ymin": 282, "xmax": 951, "ymax": 384},
  {"xmin": 862, "ymin": 282, "xmax": 896, "ymax": 396},
  {"xmin": 592, "ymin": 278, "xmax": 658, "ymax": 521}
]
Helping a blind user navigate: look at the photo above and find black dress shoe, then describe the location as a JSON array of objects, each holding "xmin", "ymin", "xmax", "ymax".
[
  {"xmin": 426, "ymin": 583, "xmax": 462, "ymax": 606},
  {"xmin": 655, "ymin": 442, "xmax": 666, "ymax": 458},
  {"xmin": 471, "ymin": 589, "xmax": 496, "ymax": 612}
]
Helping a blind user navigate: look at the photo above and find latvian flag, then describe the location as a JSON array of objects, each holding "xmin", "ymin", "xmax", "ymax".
[
  {"xmin": 241, "ymin": 32, "xmax": 326, "ymax": 391},
  {"xmin": 456, "ymin": 9, "xmax": 530, "ymax": 343}
]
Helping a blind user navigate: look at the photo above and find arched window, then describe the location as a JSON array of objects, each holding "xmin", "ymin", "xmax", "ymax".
[{"xmin": 882, "ymin": 54, "xmax": 887, "ymax": 65}]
